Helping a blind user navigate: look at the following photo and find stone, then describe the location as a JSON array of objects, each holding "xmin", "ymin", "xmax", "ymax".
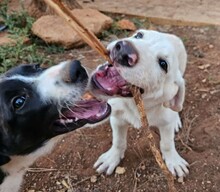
[
  {"xmin": 8, "ymin": 0, "xmax": 83, "ymax": 18},
  {"xmin": 90, "ymin": 175, "xmax": 97, "ymax": 183},
  {"xmin": 177, "ymin": 176, "xmax": 184, "ymax": 183},
  {"xmin": 115, "ymin": 166, "xmax": 126, "ymax": 174},
  {"xmin": 8, "ymin": 0, "xmax": 42, "ymax": 18},
  {"xmin": 0, "ymin": 32, "xmax": 15, "ymax": 46},
  {"xmin": 117, "ymin": 19, "xmax": 137, "ymax": 31},
  {"xmin": 0, "ymin": 32, "xmax": 30, "ymax": 46},
  {"xmin": 32, "ymin": 9, "xmax": 113, "ymax": 49}
]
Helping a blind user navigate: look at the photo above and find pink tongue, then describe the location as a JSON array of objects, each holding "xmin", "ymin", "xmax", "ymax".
[
  {"xmin": 95, "ymin": 66, "xmax": 127, "ymax": 95},
  {"xmin": 65, "ymin": 100, "xmax": 106, "ymax": 119}
]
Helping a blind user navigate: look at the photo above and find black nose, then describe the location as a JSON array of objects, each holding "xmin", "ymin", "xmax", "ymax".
[
  {"xmin": 62, "ymin": 60, "xmax": 88, "ymax": 83},
  {"xmin": 113, "ymin": 41, "xmax": 138, "ymax": 67}
]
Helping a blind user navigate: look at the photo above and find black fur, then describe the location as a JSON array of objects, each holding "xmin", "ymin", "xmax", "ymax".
[{"xmin": 0, "ymin": 168, "xmax": 7, "ymax": 184}]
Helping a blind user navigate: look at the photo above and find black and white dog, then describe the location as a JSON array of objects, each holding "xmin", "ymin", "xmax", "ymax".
[{"xmin": 0, "ymin": 60, "xmax": 111, "ymax": 192}]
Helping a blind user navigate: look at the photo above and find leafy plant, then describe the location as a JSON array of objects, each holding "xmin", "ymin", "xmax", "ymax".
[
  {"xmin": 100, "ymin": 22, "xmax": 130, "ymax": 39},
  {"xmin": 0, "ymin": 0, "xmax": 64, "ymax": 73},
  {"xmin": 99, "ymin": 16, "xmax": 150, "ymax": 40}
]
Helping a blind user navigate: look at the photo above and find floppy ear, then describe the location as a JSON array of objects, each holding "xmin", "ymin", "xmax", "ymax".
[{"xmin": 163, "ymin": 73, "xmax": 185, "ymax": 112}]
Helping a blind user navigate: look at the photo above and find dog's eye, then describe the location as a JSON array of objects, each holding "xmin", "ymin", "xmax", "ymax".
[
  {"xmin": 34, "ymin": 64, "xmax": 40, "ymax": 69},
  {"xmin": 34, "ymin": 64, "xmax": 43, "ymax": 72},
  {"xmin": 158, "ymin": 58, "xmax": 168, "ymax": 73},
  {"xmin": 12, "ymin": 96, "xmax": 26, "ymax": 110},
  {"xmin": 134, "ymin": 32, "xmax": 143, "ymax": 39}
]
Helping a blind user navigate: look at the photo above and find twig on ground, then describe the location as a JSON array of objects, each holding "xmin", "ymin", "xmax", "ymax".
[
  {"xmin": 133, "ymin": 167, "xmax": 139, "ymax": 192},
  {"xmin": 72, "ymin": 176, "xmax": 94, "ymax": 186},
  {"xmin": 27, "ymin": 168, "xmax": 58, "ymax": 172},
  {"xmin": 177, "ymin": 135, "xmax": 193, "ymax": 151}
]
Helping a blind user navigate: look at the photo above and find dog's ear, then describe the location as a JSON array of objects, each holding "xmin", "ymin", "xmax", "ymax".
[{"xmin": 163, "ymin": 73, "xmax": 185, "ymax": 112}]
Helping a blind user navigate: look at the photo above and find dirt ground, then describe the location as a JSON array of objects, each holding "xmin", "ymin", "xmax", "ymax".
[
  {"xmin": 78, "ymin": 0, "xmax": 220, "ymax": 26},
  {"xmin": 21, "ymin": 20, "xmax": 220, "ymax": 192}
]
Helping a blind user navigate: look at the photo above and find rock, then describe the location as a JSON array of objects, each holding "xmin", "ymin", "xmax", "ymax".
[
  {"xmin": 177, "ymin": 176, "xmax": 184, "ymax": 183},
  {"xmin": 32, "ymin": 9, "xmax": 113, "ymax": 49},
  {"xmin": 208, "ymin": 44, "xmax": 214, "ymax": 49},
  {"xmin": 0, "ymin": 32, "xmax": 30, "ymax": 46},
  {"xmin": 90, "ymin": 175, "xmax": 97, "ymax": 183},
  {"xmin": 115, "ymin": 166, "xmax": 126, "ymax": 174},
  {"xmin": 0, "ymin": 32, "xmax": 15, "ymax": 46},
  {"xmin": 8, "ymin": 0, "xmax": 43, "ymax": 18},
  {"xmin": 8, "ymin": 0, "xmax": 83, "ymax": 18},
  {"xmin": 117, "ymin": 19, "xmax": 137, "ymax": 31}
]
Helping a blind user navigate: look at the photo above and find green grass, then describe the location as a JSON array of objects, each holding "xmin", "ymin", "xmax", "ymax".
[
  {"xmin": 0, "ymin": 0, "xmax": 64, "ymax": 73},
  {"xmin": 99, "ymin": 15, "xmax": 150, "ymax": 40}
]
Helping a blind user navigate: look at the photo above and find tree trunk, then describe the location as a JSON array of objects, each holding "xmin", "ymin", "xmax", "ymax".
[{"xmin": 29, "ymin": 0, "xmax": 82, "ymax": 17}]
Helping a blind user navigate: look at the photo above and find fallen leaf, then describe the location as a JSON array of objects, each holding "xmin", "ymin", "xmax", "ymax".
[{"xmin": 61, "ymin": 180, "xmax": 70, "ymax": 189}]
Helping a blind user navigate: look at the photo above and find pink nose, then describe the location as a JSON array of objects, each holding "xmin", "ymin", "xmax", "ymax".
[{"xmin": 111, "ymin": 41, "xmax": 138, "ymax": 67}]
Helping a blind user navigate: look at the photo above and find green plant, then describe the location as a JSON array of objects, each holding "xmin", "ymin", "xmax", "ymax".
[
  {"xmin": 100, "ymin": 22, "xmax": 130, "ymax": 39},
  {"xmin": 99, "ymin": 17, "xmax": 151, "ymax": 40},
  {"xmin": 131, "ymin": 17, "xmax": 150, "ymax": 29},
  {"xmin": 0, "ymin": 0, "xmax": 65, "ymax": 73},
  {"xmin": 43, "ymin": 44, "xmax": 65, "ymax": 54}
]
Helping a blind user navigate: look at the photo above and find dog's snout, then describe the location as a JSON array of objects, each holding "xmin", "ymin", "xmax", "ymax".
[
  {"xmin": 62, "ymin": 60, "xmax": 88, "ymax": 83},
  {"xmin": 112, "ymin": 41, "xmax": 138, "ymax": 67}
]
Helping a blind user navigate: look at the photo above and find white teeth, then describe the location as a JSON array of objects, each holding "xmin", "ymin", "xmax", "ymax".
[
  {"xmin": 66, "ymin": 119, "xmax": 73, "ymax": 123},
  {"xmin": 75, "ymin": 117, "xmax": 79, "ymax": 121},
  {"xmin": 60, "ymin": 119, "xmax": 74, "ymax": 124}
]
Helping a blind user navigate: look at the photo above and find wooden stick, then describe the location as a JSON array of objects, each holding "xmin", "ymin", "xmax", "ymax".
[
  {"xmin": 131, "ymin": 86, "xmax": 176, "ymax": 192},
  {"xmin": 43, "ymin": 0, "xmax": 111, "ymax": 64},
  {"xmin": 42, "ymin": 1, "xmax": 176, "ymax": 191}
]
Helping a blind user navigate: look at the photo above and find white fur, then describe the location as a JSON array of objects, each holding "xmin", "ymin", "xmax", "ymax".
[{"xmin": 94, "ymin": 30, "xmax": 189, "ymax": 177}]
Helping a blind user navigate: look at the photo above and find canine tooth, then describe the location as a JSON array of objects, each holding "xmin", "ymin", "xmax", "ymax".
[{"xmin": 65, "ymin": 119, "xmax": 73, "ymax": 123}]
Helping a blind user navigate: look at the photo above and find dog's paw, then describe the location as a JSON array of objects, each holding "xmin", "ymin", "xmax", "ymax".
[
  {"xmin": 162, "ymin": 149, "xmax": 189, "ymax": 177},
  {"xmin": 94, "ymin": 147, "xmax": 124, "ymax": 175}
]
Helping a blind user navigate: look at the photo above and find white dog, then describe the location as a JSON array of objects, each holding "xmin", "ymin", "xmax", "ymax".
[{"xmin": 90, "ymin": 29, "xmax": 189, "ymax": 177}]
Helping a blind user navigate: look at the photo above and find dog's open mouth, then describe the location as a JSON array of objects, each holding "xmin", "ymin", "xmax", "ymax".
[
  {"xmin": 53, "ymin": 97, "xmax": 111, "ymax": 134},
  {"xmin": 91, "ymin": 63, "xmax": 143, "ymax": 97},
  {"xmin": 91, "ymin": 63, "xmax": 133, "ymax": 97}
]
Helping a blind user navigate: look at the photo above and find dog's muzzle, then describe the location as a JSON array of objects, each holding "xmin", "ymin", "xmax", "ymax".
[
  {"xmin": 110, "ymin": 40, "xmax": 138, "ymax": 67},
  {"xmin": 61, "ymin": 60, "xmax": 88, "ymax": 84}
]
